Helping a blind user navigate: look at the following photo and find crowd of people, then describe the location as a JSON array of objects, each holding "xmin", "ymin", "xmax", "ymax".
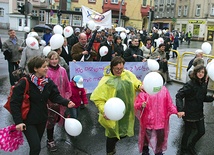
[{"xmin": 0, "ymin": 25, "xmax": 213, "ymax": 155}]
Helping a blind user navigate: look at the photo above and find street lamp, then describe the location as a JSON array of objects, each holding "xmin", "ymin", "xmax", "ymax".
[{"xmin": 118, "ymin": 0, "xmax": 124, "ymax": 27}]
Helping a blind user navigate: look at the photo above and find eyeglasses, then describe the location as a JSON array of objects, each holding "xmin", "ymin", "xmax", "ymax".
[{"xmin": 113, "ymin": 67, "xmax": 124, "ymax": 72}]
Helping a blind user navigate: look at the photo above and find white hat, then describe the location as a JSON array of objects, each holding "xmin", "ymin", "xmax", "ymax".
[
  {"xmin": 195, "ymin": 49, "xmax": 203, "ymax": 54},
  {"xmin": 75, "ymin": 28, "xmax": 80, "ymax": 33},
  {"xmin": 73, "ymin": 75, "xmax": 84, "ymax": 88}
]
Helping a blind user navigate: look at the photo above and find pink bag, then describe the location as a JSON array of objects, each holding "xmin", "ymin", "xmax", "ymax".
[{"xmin": 0, "ymin": 125, "xmax": 24, "ymax": 152}]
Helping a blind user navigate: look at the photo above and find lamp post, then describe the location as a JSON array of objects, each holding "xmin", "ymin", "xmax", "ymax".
[
  {"xmin": 118, "ymin": 0, "xmax": 124, "ymax": 27},
  {"xmin": 147, "ymin": 0, "xmax": 153, "ymax": 34}
]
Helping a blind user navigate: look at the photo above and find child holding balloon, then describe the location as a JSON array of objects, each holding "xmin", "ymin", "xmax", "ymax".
[{"xmin": 134, "ymin": 72, "xmax": 178, "ymax": 155}]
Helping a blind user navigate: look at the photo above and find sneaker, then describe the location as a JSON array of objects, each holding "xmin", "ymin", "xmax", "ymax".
[{"xmin": 47, "ymin": 140, "xmax": 57, "ymax": 152}]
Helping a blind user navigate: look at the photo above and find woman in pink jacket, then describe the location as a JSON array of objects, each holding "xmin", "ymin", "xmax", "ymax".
[
  {"xmin": 46, "ymin": 51, "xmax": 72, "ymax": 152},
  {"xmin": 134, "ymin": 76, "xmax": 178, "ymax": 155}
]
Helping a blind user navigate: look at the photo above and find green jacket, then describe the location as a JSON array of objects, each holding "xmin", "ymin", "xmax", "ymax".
[{"xmin": 90, "ymin": 65, "xmax": 142, "ymax": 139}]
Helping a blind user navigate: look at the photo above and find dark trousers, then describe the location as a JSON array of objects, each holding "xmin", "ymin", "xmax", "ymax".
[
  {"xmin": 106, "ymin": 136, "xmax": 126, "ymax": 153},
  {"xmin": 23, "ymin": 122, "xmax": 46, "ymax": 155},
  {"xmin": 181, "ymin": 119, "xmax": 205, "ymax": 150},
  {"xmin": 7, "ymin": 61, "xmax": 19, "ymax": 85}
]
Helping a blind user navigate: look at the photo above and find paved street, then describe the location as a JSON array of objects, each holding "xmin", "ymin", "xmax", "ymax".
[{"xmin": 0, "ymin": 29, "xmax": 214, "ymax": 155}]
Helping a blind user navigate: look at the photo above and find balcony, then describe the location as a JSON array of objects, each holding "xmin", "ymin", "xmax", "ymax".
[
  {"xmin": 102, "ymin": 1, "xmax": 127, "ymax": 16},
  {"xmin": 141, "ymin": 6, "xmax": 154, "ymax": 17}
]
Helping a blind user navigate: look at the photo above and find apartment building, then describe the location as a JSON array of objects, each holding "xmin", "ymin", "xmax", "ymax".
[
  {"xmin": 5, "ymin": 0, "xmax": 154, "ymax": 31},
  {"xmin": 175, "ymin": 0, "xmax": 214, "ymax": 41},
  {"xmin": 0, "ymin": 0, "xmax": 9, "ymax": 29},
  {"xmin": 152, "ymin": 0, "xmax": 176, "ymax": 31}
]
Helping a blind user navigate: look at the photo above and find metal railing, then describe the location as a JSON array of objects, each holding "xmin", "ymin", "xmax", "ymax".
[{"xmin": 168, "ymin": 50, "xmax": 214, "ymax": 81}]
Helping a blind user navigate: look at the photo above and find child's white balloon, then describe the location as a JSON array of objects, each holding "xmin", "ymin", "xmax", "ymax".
[
  {"xmin": 143, "ymin": 72, "xmax": 163, "ymax": 95},
  {"xmin": 64, "ymin": 118, "xmax": 82, "ymax": 136}
]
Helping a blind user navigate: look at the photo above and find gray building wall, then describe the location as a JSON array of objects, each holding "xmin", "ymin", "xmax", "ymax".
[{"xmin": 0, "ymin": 1, "xmax": 9, "ymax": 29}]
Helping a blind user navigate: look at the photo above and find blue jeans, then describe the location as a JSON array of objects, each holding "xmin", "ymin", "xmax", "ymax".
[{"xmin": 8, "ymin": 61, "xmax": 19, "ymax": 85}]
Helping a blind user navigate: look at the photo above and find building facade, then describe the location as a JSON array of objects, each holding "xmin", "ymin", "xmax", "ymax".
[
  {"xmin": 0, "ymin": 0, "xmax": 9, "ymax": 29},
  {"xmin": 175, "ymin": 0, "xmax": 214, "ymax": 41},
  {"xmin": 152, "ymin": 0, "xmax": 176, "ymax": 31}
]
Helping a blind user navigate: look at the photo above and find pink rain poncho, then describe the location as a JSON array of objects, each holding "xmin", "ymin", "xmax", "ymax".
[
  {"xmin": 46, "ymin": 66, "xmax": 71, "ymax": 127},
  {"xmin": 134, "ymin": 86, "xmax": 177, "ymax": 154}
]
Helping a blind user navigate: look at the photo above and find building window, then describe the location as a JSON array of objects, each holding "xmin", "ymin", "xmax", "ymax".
[
  {"xmin": 142, "ymin": 0, "xmax": 147, "ymax": 6},
  {"xmin": 105, "ymin": 0, "xmax": 108, "ymax": 3},
  {"xmin": 211, "ymin": 4, "xmax": 214, "ymax": 15},
  {"xmin": 39, "ymin": 10, "xmax": 45, "ymax": 22},
  {"xmin": 88, "ymin": 0, "xmax": 96, "ymax": 2},
  {"xmin": 32, "ymin": 10, "xmax": 38, "ymax": 16},
  {"xmin": 0, "ymin": 8, "xmax": 4, "ymax": 16},
  {"xmin": 178, "ymin": 6, "xmax": 182, "ymax": 17},
  {"xmin": 195, "ymin": 4, "xmax": 201, "ymax": 16},
  {"xmin": 74, "ymin": 8, "xmax": 81, "ymax": 12},
  {"xmin": 183, "ymin": 5, "xmax": 188, "ymax": 16},
  {"xmin": 167, "ymin": 0, "xmax": 170, "ymax": 4},
  {"xmin": 72, "ymin": 15, "xmax": 82, "ymax": 27},
  {"xmin": 160, "ymin": 0, "xmax": 164, "ymax": 5},
  {"xmin": 111, "ymin": 0, "xmax": 118, "ymax": 4}
]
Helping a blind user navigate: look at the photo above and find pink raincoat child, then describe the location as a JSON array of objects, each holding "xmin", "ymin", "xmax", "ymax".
[{"xmin": 134, "ymin": 86, "xmax": 178, "ymax": 155}]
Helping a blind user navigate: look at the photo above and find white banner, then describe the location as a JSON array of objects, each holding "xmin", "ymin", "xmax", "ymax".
[
  {"xmin": 81, "ymin": 5, "xmax": 112, "ymax": 28},
  {"xmin": 69, "ymin": 62, "xmax": 150, "ymax": 93}
]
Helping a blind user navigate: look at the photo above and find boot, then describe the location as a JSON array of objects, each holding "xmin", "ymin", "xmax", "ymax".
[{"xmin": 142, "ymin": 146, "xmax": 149, "ymax": 155}]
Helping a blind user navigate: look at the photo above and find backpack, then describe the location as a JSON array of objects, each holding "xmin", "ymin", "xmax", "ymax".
[{"xmin": 3, "ymin": 77, "xmax": 30, "ymax": 120}]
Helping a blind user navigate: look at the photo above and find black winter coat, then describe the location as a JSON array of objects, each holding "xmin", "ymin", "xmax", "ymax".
[
  {"xmin": 123, "ymin": 45, "xmax": 144, "ymax": 62},
  {"xmin": 10, "ymin": 77, "xmax": 69, "ymax": 125},
  {"xmin": 176, "ymin": 79, "xmax": 214, "ymax": 121}
]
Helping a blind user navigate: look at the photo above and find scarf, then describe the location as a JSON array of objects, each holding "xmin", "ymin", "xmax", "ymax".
[
  {"xmin": 30, "ymin": 74, "xmax": 49, "ymax": 92},
  {"xmin": 48, "ymin": 64, "xmax": 60, "ymax": 70}
]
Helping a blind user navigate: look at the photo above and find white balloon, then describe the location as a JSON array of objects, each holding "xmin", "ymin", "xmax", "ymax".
[
  {"xmin": 64, "ymin": 118, "xmax": 82, "ymax": 136},
  {"xmin": 201, "ymin": 42, "xmax": 211, "ymax": 54},
  {"xmin": 125, "ymin": 29, "xmax": 130, "ymax": 34},
  {"xmin": 143, "ymin": 72, "xmax": 163, "ymax": 95},
  {"xmin": 208, "ymin": 63, "xmax": 214, "ymax": 81},
  {"xmin": 63, "ymin": 26, "xmax": 74, "ymax": 38},
  {"xmin": 104, "ymin": 97, "xmax": 126, "ymax": 121},
  {"xmin": 120, "ymin": 32, "xmax": 126, "ymax": 40},
  {"xmin": 162, "ymin": 29, "xmax": 166, "ymax": 34},
  {"xmin": 156, "ymin": 37, "xmax": 164, "ymax": 47},
  {"xmin": 50, "ymin": 34, "xmax": 64, "ymax": 50},
  {"xmin": 206, "ymin": 59, "xmax": 214, "ymax": 70},
  {"xmin": 99, "ymin": 46, "xmax": 108, "ymax": 57},
  {"xmin": 26, "ymin": 37, "xmax": 39, "ymax": 50},
  {"xmin": 122, "ymin": 44, "xmax": 127, "ymax": 51},
  {"xmin": 147, "ymin": 59, "xmax": 160, "ymax": 71},
  {"xmin": 40, "ymin": 0, "xmax": 45, "ymax": 2},
  {"xmin": 40, "ymin": 40, "xmax": 46, "ymax": 46},
  {"xmin": 158, "ymin": 30, "xmax": 162, "ymax": 35},
  {"xmin": 43, "ymin": 46, "xmax": 51, "ymax": 56},
  {"xmin": 27, "ymin": 32, "xmax": 38, "ymax": 38},
  {"xmin": 53, "ymin": 25, "xmax": 63, "ymax": 34},
  {"xmin": 86, "ymin": 20, "xmax": 96, "ymax": 31},
  {"xmin": 24, "ymin": 26, "xmax": 30, "ymax": 32}
]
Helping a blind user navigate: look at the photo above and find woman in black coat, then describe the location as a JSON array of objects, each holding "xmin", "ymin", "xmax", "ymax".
[
  {"xmin": 114, "ymin": 36, "xmax": 124, "ymax": 57},
  {"xmin": 10, "ymin": 56, "xmax": 75, "ymax": 155},
  {"xmin": 176, "ymin": 65, "xmax": 214, "ymax": 155}
]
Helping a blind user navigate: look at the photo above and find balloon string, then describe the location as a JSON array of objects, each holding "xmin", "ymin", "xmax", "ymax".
[{"xmin": 48, "ymin": 107, "xmax": 65, "ymax": 120}]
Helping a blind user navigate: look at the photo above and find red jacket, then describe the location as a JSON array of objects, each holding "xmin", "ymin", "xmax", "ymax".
[{"xmin": 69, "ymin": 82, "xmax": 88, "ymax": 108}]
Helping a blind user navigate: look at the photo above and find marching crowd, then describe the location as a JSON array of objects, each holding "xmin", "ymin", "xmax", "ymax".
[{"xmin": 1, "ymin": 25, "xmax": 213, "ymax": 155}]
